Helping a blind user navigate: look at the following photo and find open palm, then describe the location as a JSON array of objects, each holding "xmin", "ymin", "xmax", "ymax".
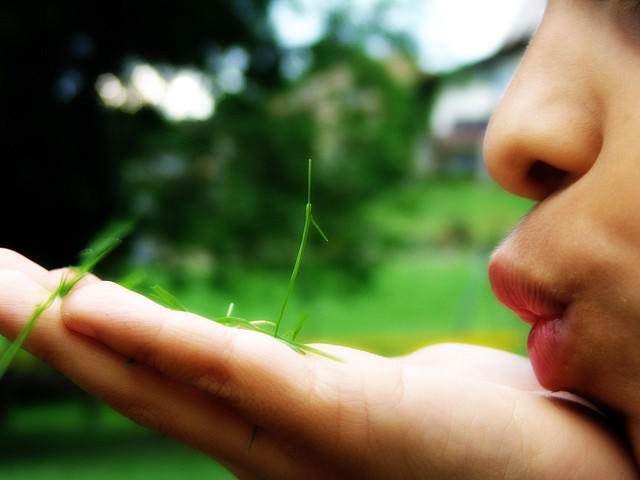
[{"xmin": 0, "ymin": 249, "xmax": 636, "ymax": 479}]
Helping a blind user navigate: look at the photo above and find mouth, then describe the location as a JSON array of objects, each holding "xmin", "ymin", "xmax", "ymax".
[{"xmin": 488, "ymin": 254, "xmax": 572, "ymax": 387}]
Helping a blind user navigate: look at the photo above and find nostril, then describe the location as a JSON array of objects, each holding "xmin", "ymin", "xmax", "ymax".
[{"xmin": 527, "ymin": 161, "xmax": 569, "ymax": 197}]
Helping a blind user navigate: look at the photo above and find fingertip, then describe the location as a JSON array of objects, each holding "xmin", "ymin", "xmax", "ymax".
[
  {"xmin": 0, "ymin": 269, "xmax": 53, "ymax": 339},
  {"xmin": 0, "ymin": 249, "xmax": 50, "ymax": 286},
  {"xmin": 0, "ymin": 268, "xmax": 50, "ymax": 301}
]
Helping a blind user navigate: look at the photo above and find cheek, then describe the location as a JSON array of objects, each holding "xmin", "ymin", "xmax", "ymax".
[
  {"xmin": 589, "ymin": 141, "xmax": 640, "ymax": 239},
  {"xmin": 559, "ymin": 164, "xmax": 640, "ymax": 410},
  {"xmin": 555, "ymin": 202, "xmax": 640, "ymax": 408},
  {"xmin": 565, "ymin": 296, "xmax": 640, "ymax": 412}
]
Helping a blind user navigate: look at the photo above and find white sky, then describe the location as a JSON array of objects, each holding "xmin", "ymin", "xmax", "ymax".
[{"xmin": 270, "ymin": 0, "xmax": 546, "ymax": 72}]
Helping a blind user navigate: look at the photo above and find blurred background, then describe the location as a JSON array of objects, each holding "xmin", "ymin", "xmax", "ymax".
[{"xmin": 1, "ymin": 0, "xmax": 545, "ymax": 478}]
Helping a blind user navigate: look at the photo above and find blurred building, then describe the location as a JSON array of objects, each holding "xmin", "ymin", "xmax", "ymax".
[
  {"xmin": 427, "ymin": 42, "xmax": 524, "ymax": 178},
  {"xmin": 426, "ymin": 4, "xmax": 543, "ymax": 179}
]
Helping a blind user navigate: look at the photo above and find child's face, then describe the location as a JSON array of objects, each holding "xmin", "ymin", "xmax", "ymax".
[{"xmin": 485, "ymin": 0, "xmax": 640, "ymax": 417}]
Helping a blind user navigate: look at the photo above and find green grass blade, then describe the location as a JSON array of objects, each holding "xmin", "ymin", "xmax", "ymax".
[
  {"xmin": 296, "ymin": 344, "xmax": 343, "ymax": 362},
  {"xmin": 216, "ymin": 316, "xmax": 275, "ymax": 336},
  {"xmin": 250, "ymin": 320, "xmax": 275, "ymax": 327},
  {"xmin": 274, "ymin": 203, "xmax": 311, "ymax": 338},
  {"xmin": 78, "ymin": 220, "xmax": 133, "ymax": 275},
  {"xmin": 274, "ymin": 159, "xmax": 316, "ymax": 338},
  {"xmin": 311, "ymin": 215, "xmax": 328, "ymax": 242},
  {"xmin": 291, "ymin": 313, "xmax": 308, "ymax": 342},
  {"xmin": 58, "ymin": 270, "xmax": 88, "ymax": 298},
  {"xmin": 216, "ymin": 316, "xmax": 256, "ymax": 327},
  {"xmin": 307, "ymin": 158, "xmax": 312, "ymax": 204},
  {"xmin": 0, "ymin": 289, "xmax": 58, "ymax": 380},
  {"xmin": 119, "ymin": 270, "xmax": 147, "ymax": 290},
  {"xmin": 276, "ymin": 337, "xmax": 343, "ymax": 362},
  {"xmin": 150, "ymin": 285, "xmax": 188, "ymax": 311}
]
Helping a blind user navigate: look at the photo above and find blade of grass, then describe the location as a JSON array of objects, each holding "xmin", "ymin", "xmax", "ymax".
[
  {"xmin": 150, "ymin": 285, "xmax": 188, "ymax": 312},
  {"xmin": 78, "ymin": 220, "xmax": 133, "ymax": 275},
  {"xmin": 59, "ymin": 221, "xmax": 133, "ymax": 298},
  {"xmin": 274, "ymin": 159, "xmax": 318, "ymax": 338},
  {"xmin": 119, "ymin": 270, "xmax": 147, "ymax": 291},
  {"xmin": 276, "ymin": 337, "xmax": 343, "ymax": 362},
  {"xmin": 215, "ymin": 316, "xmax": 273, "ymax": 335},
  {"xmin": 296, "ymin": 344, "xmax": 342, "ymax": 362},
  {"xmin": 274, "ymin": 202, "xmax": 310, "ymax": 338},
  {"xmin": 250, "ymin": 320, "xmax": 275, "ymax": 327},
  {"xmin": 0, "ymin": 287, "xmax": 59, "ymax": 379},
  {"xmin": 291, "ymin": 313, "xmax": 308, "ymax": 342},
  {"xmin": 311, "ymin": 215, "xmax": 328, "ymax": 243}
]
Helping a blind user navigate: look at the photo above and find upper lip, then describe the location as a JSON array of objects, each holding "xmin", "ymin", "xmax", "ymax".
[{"xmin": 488, "ymin": 257, "xmax": 567, "ymax": 325}]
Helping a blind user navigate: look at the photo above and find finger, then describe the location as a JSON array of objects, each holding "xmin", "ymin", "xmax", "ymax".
[
  {"xmin": 0, "ymin": 270, "xmax": 299, "ymax": 478},
  {"xmin": 0, "ymin": 249, "xmax": 99, "ymax": 293},
  {"xmin": 62, "ymin": 281, "xmax": 347, "ymax": 445},
  {"xmin": 0, "ymin": 248, "xmax": 50, "ymax": 286}
]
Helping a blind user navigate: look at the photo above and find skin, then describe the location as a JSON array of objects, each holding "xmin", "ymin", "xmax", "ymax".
[{"xmin": 2, "ymin": 0, "xmax": 640, "ymax": 477}]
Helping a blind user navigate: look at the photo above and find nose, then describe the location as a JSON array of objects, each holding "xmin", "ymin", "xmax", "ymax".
[{"xmin": 483, "ymin": 7, "xmax": 603, "ymax": 201}]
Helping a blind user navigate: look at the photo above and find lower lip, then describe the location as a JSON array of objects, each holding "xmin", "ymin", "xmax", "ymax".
[{"xmin": 527, "ymin": 315, "xmax": 564, "ymax": 385}]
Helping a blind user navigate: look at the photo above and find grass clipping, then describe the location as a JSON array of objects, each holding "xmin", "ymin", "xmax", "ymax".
[{"xmin": 0, "ymin": 159, "xmax": 338, "ymax": 381}]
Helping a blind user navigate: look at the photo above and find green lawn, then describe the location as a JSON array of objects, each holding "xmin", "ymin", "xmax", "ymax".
[
  {"xmin": 2, "ymin": 402, "xmax": 233, "ymax": 480},
  {"xmin": 176, "ymin": 249, "xmax": 529, "ymax": 356}
]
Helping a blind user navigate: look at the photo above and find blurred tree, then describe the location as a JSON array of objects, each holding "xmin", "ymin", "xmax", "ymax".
[
  {"xmin": 1, "ymin": 0, "xmax": 436, "ymax": 279},
  {"xmin": 116, "ymin": 24, "xmax": 432, "ymax": 280},
  {"xmin": 0, "ymin": 0, "xmax": 276, "ymax": 266}
]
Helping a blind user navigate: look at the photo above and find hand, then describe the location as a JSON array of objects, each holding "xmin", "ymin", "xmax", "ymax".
[{"xmin": 0, "ymin": 249, "xmax": 636, "ymax": 479}]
